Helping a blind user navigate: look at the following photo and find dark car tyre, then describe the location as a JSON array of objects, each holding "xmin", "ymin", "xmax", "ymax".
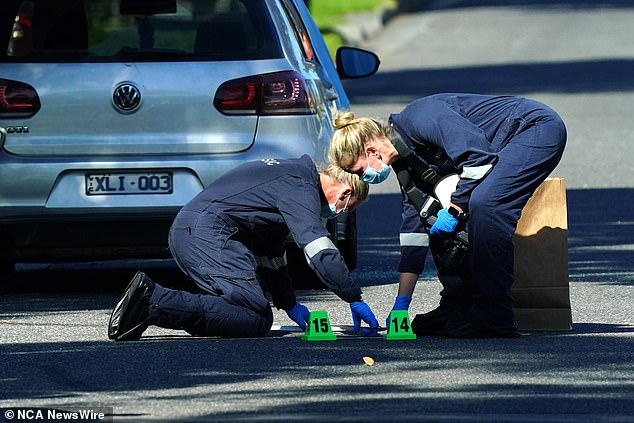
[
  {"xmin": 288, "ymin": 211, "xmax": 357, "ymax": 289},
  {"xmin": 0, "ymin": 256, "xmax": 15, "ymax": 278},
  {"xmin": 335, "ymin": 210, "xmax": 357, "ymax": 270}
]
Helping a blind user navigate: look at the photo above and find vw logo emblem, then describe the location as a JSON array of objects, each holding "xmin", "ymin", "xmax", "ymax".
[{"xmin": 112, "ymin": 83, "xmax": 141, "ymax": 113}]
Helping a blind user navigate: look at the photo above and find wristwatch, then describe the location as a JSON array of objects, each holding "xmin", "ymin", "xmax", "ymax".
[{"xmin": 447, "ymin": 204, "xmax": 467, "ymax": 220}]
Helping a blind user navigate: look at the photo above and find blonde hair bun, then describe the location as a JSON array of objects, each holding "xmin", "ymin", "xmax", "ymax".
[{"xmin": 333, "ymin": 112, "xmax": 356, "ymax": 129}]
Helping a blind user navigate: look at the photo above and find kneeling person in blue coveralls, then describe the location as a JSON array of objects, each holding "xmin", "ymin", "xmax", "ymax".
[{"xmin": 108, "ymin": 155, "xmax": 378, "ymax": 341}]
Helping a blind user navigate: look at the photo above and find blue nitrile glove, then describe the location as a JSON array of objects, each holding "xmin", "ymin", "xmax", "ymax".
[
  {"xmin": 429, "ymin": 208, "xmax": 459, "ymax": 236},
  {"xmin": 385, "ymin": 295, "xmax": 412, "ymax": 328},
  {"xmin": 350, "ymin": 301, "xmax": 379, "ymax": 336},
  {"xmin": 286, "ymin": 302, "xmax": 310, "ymax": 330}
]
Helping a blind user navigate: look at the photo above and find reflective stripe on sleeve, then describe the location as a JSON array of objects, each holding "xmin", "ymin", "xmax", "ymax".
[
  {"xmin": 304, "ymin": 236, "xmax": 337, "ymax": 259},
  {"xmin": 256, "ymin": 254, "xmax": 287, "ymax": 270},
  {"xmin": 400, "ymin": 232, "xmax": 429, "ymax": 247},
  {"xmin": 460, "ymin": 164, "xmax": 493, "ymax": 180}
]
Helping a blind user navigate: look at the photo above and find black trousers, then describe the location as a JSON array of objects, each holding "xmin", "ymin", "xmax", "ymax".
[
  {"xmin": 148, "ymin": 210, "xmax": 273, "ymax": 337},
  {"xmin": 432, "ymin": 110, "xmax": 566, "ymax": 327}
]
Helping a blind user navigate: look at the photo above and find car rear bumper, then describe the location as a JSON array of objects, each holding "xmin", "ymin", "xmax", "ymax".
[{"xmin": 0, "ymin": 125, "xmax": 330, "ymax": 263}]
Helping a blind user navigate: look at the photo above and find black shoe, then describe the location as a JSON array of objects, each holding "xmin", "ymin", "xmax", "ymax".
[
  {"xmin": 411, "ymin": 305, "xmax": 458, "ymax": 335},
  {"xmin": 444, "ymin": 313, "xmax": 520, "ymax": 339},
  {"xmin": 108, "ymin": 271, "xmax": 155, "ymax": 341}
]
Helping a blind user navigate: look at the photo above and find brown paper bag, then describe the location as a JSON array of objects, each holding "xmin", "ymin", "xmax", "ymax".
[{"xmin": 512, "ymin": 177, "xmax": 573, "ymax": 331}]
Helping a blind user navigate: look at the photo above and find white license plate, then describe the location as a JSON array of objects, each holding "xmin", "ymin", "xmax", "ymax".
[{"xmin": 85, "ymin": 172, "xmax": 173, "ymax": 195}]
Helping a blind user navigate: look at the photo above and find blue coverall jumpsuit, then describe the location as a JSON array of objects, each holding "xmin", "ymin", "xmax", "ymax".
[
  {"xmin": 390, "ymin": 94, "xmax": 567, "ymax": 327},
  {"xmin": 147, "ymin": 155, "xmax": 362, "ymax": 337}
]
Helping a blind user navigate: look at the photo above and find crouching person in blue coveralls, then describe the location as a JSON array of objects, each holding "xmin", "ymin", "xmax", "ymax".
[
  {"xmin": 108, "ymin": 155, "xmax": 378, "ymax": 341},
  {"xmin": 329, "ymin": 94, "xmax": 567, "ymax": 338}
]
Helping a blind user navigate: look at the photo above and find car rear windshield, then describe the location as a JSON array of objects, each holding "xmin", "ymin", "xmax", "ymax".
[{"xmin": 0, "ymin": 0, "xmax": 283, "ymax": 62}]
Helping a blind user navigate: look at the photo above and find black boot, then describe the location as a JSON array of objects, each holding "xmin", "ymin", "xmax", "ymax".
[
  {"xmin": 108, "ymin": 271, "xmax": 155, "ymax": 341},
  {"xmin": 411, "ymin": 304, "xmax": 458, "ymax": 335}
]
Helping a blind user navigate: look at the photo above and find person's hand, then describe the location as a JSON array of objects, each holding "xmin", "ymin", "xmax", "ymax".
[
  {"xmin": 430, "ymin": 208, "xmax": 459, "ymax": 236},
  {"xmin": 350, "ymin": 301, "xmax": 379, "ymax": 336},
  {"xmin": 286, "ymin": 302, "xmax": 310, "ymax": 330},
  {"xmin": 385, "ymin": 295, "xmax": 412, "ymax": 328}
]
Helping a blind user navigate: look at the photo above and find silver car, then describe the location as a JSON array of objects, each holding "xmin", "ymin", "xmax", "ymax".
[{"xmin": 0, "ymin": 0, "xmax": 379, "ymax": 280}]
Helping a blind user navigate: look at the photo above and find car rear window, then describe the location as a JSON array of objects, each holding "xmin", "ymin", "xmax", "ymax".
[{"xmin": 0, "ymin": 0, "xmax": 283, "ymax": 62}]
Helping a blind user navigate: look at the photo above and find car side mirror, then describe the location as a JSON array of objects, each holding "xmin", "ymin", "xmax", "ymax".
[{"xmin": 335, "ymin": 47, "xmax": 380, "ymax": 80}]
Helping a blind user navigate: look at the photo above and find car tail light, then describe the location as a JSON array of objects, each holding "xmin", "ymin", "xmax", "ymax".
[
  {"xmin": 0, "ymin": 79, "xmax": 41, "ymax": 118},
  {"xmin": 214, "ymin": 71, "xmax": 315, "ymax": 116}
]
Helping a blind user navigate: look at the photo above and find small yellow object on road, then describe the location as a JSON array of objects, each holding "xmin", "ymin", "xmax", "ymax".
[{"xmin": 362, "ymin": 356, "xmax": 375, "ymax": 366}]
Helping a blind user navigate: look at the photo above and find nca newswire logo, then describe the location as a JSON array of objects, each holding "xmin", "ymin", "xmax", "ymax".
[{"xmin": 2, "ymin": 407, "xmax": 112, "ymax": 423}]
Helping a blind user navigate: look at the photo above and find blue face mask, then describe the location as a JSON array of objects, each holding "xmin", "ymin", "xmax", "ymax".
[
  {"xmin": 361, "ymin": 153, "xmax": 391, "ymax": 184},
  {"xmin": 320, "ymin": 194, "xmax": 351, "ymax": 220},
  {"xmin": 320, "ymin": 204, "xmax": 337, "ymax": 220}
]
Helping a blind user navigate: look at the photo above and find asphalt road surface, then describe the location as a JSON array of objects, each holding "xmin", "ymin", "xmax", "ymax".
[{"xmin": 1, "ymin": 1, "xmax": 633, "ymax": 422}]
